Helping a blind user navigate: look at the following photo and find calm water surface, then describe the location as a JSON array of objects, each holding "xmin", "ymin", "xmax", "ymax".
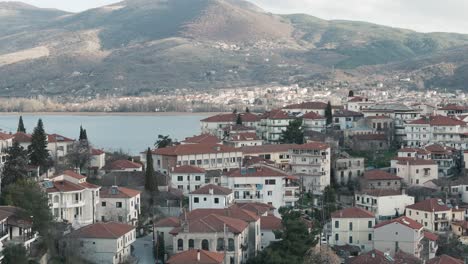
[{"xmin": 0, "ymin": 114, "xmax": 211, "ymax": 155}]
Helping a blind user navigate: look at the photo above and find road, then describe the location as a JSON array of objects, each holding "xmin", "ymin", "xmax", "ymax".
[{"xmin": 133, "ymin": 234, "xmax": 156, "ymax": 264}]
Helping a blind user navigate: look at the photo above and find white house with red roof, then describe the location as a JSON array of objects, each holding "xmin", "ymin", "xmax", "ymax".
[
  {"xmin": 167, "ymin": 249, "xmax": 224, "ymax": 264},
  {"xmin": 224, "ymin": 132, "xmax": 263, "ymax": 148},
  {"xmin": 154, "ymin": 217, "xmax": 181, "ymax": 255},
  {"xmin": 405, "ymin": 198, "xmax": 464, "ymax": 233},
  {"xmin": 361, "ymin": 170, "xmax": 403, "ymax": 190},
  {"xmin": 47, "ymin": 133, "xmax": 75, "ymax": 161},
  {"xmin": 259, "ymin": 109, "xmax": 295, "ymax": 143},
  {"xmin": 355, "ymin": 189, "xmax": 414, "ymax": 221},
  {"xmin": 329, "ymin": 207, "xmax": 375, "ymax": 252},
  {"xmin": 373, "ymin": 216, "xmax": 425, "ymax": 258},
  {"xmin": 143, "ymin": 144, "xmax": 243, "ymax": 174},
  {"xmin": 90, "ymin": 148, "xmax": 106, "ymax": 171},
  {"xmin": 346, "ymin": 96, "xmax": 374, "ymax": 112},
  {"xmin": 282, "ymin": 101, "xmax": 342, "ymax": 116},
  {"xmin": 302, "ymin": 112, "xmax": 326, "ymax": 133},
  {"xmin": 181, "ymin": 134, "xmax": 222, "ymax": 145},
  {"xmin": 64, "ymin": 222, "xmax": 136, "ymax": 264},
  {"xmin": 260, "ymin": 215, "xmax": 282, "ymax": 250},
  {"xmin": 200, "ymin": 112, "xmax": 261, "ymax": 136},
  {"xmin": 189, "ymin": 184, "xmax": 234, "ymax": 211},
  {"xmin": 221, "ymin": 164, "xmax": 299, "ymax": 216},
  {"xmin": 170, "ymin": 165, "xmax": 207, "ymax": 195},
  {"xmin": 289, "ymin": 142, "xmax": 331, "ymax": 194},
  {"xmin": 97, "ymin": 186, "xmax": 141, "ymax": 226},
  {"xmin": 109, "ymin": 159, "xmax": 143, "ymax": 172},
  {"xmin": 43, "ymin": 170, "xmax": 100, "ymax": 228},
  {"xmin": 392, "ymin": 157, "xmax": 438, "ymax": 186}
]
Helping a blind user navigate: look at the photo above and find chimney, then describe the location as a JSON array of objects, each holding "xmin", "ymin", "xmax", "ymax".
[
  {"xmin": 197, "ymin": 249, "xmax": 201, "ymax": 261},
  {"xmin": 209, "ymin": 188, "xmax": 214, "ymax": 195},
  {"xmin": 371, "ymin": 252, "xmax": 375, "ymax": 258}
]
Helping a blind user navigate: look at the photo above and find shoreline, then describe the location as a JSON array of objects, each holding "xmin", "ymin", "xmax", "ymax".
[{"xmin": 0, "ymin": 112, "xmax": 226, "ymax": 116}]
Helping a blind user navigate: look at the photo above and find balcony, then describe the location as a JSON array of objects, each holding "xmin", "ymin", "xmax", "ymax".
[
  {"xmin": 236, "ymin": 195, "xmax": 264, "ymax": 202},
  {"xmin": 64, "ymin": 200, "xmax": 85, "ymax": 208},
  {"xmin": 434, "ymin": 216, "xmax": 449, "ymax": 222}
]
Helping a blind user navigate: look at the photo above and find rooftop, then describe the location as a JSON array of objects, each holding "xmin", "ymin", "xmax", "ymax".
[
  {"xmin": 406, "ymin": 198, "xmax": 451, "ymax": 212},
  {"xmin": 110, "ymin": 160, "xmax": 142, "ymax": 170},
  {"xmin": 172, "ymin": 165, "xmax": 206, "ymax": 174},
  {"xmin": 260, "ymin": 215, "xmax": 282, "ymax": 230},
  {"xmin": 363, "ymin": 170, "xmax": 402, "ymax": 181},
  {"xmin": 167, "ymin": 249, "xmax": 224, "ymax": 264},
  {"xmin": 151, "ymin": 144, "xmax": 239, "ymax": 156},
  {"xmin": 374, "ymin": 216, "xmax": 423, "ymax": 230},
  {"xmin": 69, "ymin": 222, "xmax": 135, "ymax": 239},
  {"xmin": 189, "ymin": 184, "xmax": 232, "ymax": 196},
  {"xmin": 331, "ymin": 207, "xmax": 374, "ymax": 219},
  {"xmin": 182, "ymin": 134, "xmax": 221, "ymax": 145},
  {"xmin": 100, "ymin": 186, "xmax": 141, "ymax": 199}
]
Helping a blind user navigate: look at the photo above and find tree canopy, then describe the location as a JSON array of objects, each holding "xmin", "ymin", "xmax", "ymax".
[
  {"xmin": 236, "ymin": 114, "xmax": 243, "ymax": 125},
  {"xmin": 348, "ymin": 90, "xmax": 354, "ymax": 97},
  {"xmin": 17, "ymin": 116, "xmax": 26, "ymax": 133},
  {"xmin": 325, "ymin": 101, "xmax": 333, "ymax": 125},
  {"xmin": 2, "ymin": 244, "xmax": 28, "ymax": 264},
  {"xmin": 155, "ymin": 135, "xmax": 173, "ymax": 149},
  {"xmin": 79, "ymin": 126, "xmax": 88, "ymax": 141},
  {"xmin": 1, "ymin": 141, "xmax": 28, "ymax": 190},
  {"xmin": 29, "ymin": 119, "xmax": 51, "ymax": 172},
  {"xmin": 280, "ymin": 119, "xmax": 304, "ymax": 144},
  {"xmin": 144, "ymin": 148, "xmax": 158, "ymax": 193}
]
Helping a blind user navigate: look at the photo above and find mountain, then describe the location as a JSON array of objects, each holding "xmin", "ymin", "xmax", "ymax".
[{"xmin": 0, "ymin": 0, "xmax": 467, "ymax": 97}]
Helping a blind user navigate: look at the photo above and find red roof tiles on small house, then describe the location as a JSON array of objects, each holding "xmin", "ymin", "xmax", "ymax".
[
  {"xmin": 396, "ymin": 158, "xmax": 436, "ymax": 166},
  {"xmin": 152, "ymin": 144, "xmax": 239, "ymax": 156},
  {"xmin": 265, "ymin": 109, "xmax": 293, "ymax": 120},
  {"xmin": 438, "ymin": 104, "xmax": 468, "ymax": 111},
  {"xmin": 283, "ymin": 101, "xmax": 328, "ymax": 110},
  {"xmin": 190, "ymin": 184, "xmax": 232, "ymax": 196},
  {"xmin": 290, "ymin": 141, "xmax": 330, "ymax": 150},
  {"xmin": 0, "ymin": 132, "xmax": 14, "ymax": 140},
  {"xmin": 45, "ymin": 180, "xmax": 85, "ymax": 193},
  {"xmin": 91, "ymin": 148, "xmax": 105, "ymax": 155},
  {"xmin": 167, "ymin": 249, "xmax": 224, "ymax": 264},
  {"xmin": 170, "ymin": 214, "xmax": 248, "ymax": 235},
  {"xmin": 226, "ymin": 166, "xmax": 290, "ymax": 178},
  {"xmin": 182, "ymin": 134, "xmax": 221, "ymax": 144},
  {"xmin": 334, "ymin": 109, "xmax": 363, "ymax": 117},
  {"xmin": 260, "ymin": 215, "xmax": 282, "ymax": 230},
  {"xmin": 48, "ymin": 134, "xmax": 74, "ymax": 143},
  {"xmin": 110, "ymin": 160, "xmax": 143, "ymax": 170},
  {"xmin": 302, "ymin": 111, "xmax": 325, "ymax": 120},
  {"xmin": 363, "ymin": 170, "xmax": 402, "ymax": 181},
  {"xmin": 100, "ymin": 186, "xmax": 141, "ymax": 198},
  {"xmin": 69, "ymin": 222, "xmax": 135, "ymax": 239},
  {"xmin": 424, "ymin": 231, "xmax": 438, "ymax": 241},
  {"xmin": 409, "ymin": 115, "xmax": 467, "ymax": 126},
  {"xmin": 13, "ymin": 132, "xmax": 32, "ymax": 143},
  {"xmin": 331, "ymin": 207, "xmax": 374, "ymax": 218},
  {"xmin": 236, "ymin": 202, "xmax": 274, "ymax": 215},
  {"xmin": 406, "ymin": 198, "xmax": 451, "ymax": 212},
  {"xmin": 427, "ymin": 255, "xmax": 464, "ymax": 264},
  {"xmin": 154, "ymin": 217, "xmax": 180, "ymax": 228},
  {"xmin": 172, "ymin": 165, "xmax": 206, "ymax": 174},
  {"xmin": 62, "ymin": 170, "xmax": 87, "ymax": 180},
  {"xmin": 187, "ymin": 205, "xmax": 260, "ymax": 222},
  {"xmin": 374, "ymin": 216, "xmax": 423, "ymax": 230}
]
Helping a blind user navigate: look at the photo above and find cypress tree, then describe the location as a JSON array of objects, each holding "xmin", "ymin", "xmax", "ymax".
[
  {"xmin": 1, "ymin": 141, "xmax": 28, "ymax": 190},
  {"xmin": 236, "ymin": 114, "xmax": 243, "ymax": 125},
  {"xmin": 79, "ymin": 126, "xmax": 84, "ymax": 141},
  {"xmin": 325, "ymin": 101, "xmax": 333, "ymax": 125},
  {"xmin": 17, "ymin": 116, "xmax": 26, "ymax": 133},
  {"xmin": 245, "ymin": 107, "xmax": 250, "ymax": 113},
  {"xmin": 29, "ymin": 119, "xmax": 50, "ymax": 172},
  {"xmin": 144, "ymin": 148, "xmax": 158, "ymax": 193},
  {"xmin": 82, "ymin": 129, "xmax": 88, "ymax": 141},
  {"xmin": 348, "ymin": 90, "xmax": 354, "ymax": 97}
]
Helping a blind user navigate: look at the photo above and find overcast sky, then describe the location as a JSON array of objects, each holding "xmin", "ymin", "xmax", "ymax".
[{"xmin": 7, "ymin": 0, "xmax": 468, "ymax": 34}]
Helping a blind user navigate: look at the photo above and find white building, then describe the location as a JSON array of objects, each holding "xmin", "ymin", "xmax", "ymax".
[
  {"xmin": 392, "ymin": 158, "xmax": 438, "ymax": 186},
  {"xmin": 90, "ymin": 148, "xmax": 106, "ymax": 170},
  {"xmin": 289, "ymin": 142, "xmax": 331, "ymax": 194},
  {"xmin": 240, "ymin": 144, "xmax": 295, "ymax": 166},
  {"xmin": 330, "ymin": 207, "xmax": 375, "ymax": 252},
  {"xmin": 48, "ymin": 134, "xmax": 75, "ymax": 161},
  {"xmin": 221, "ymin": 165, "xmax": 299, "ymax": 216},
  {"xmin": 224, "ymin": 132, "xmax": 263, "ymax": 148},
  {"xmin": 0, "ymin": 133, "xmax": 14, "ymax": 172},
  {"xmin": 200, "ymin": 113, "xmax": 261, "ymax": 136},
  {"xmin": 43, "ymin": 170, "xmax": 100, "ymax": 228},
  {"xmin": 97, "ymin": 186, "xmax": 141, "ymax": 226},
  {"xmin": 260, "ymin": 109, "xmax": 295, "ymax": 143},
  {"xmin": 154, "ymin": 217, "xmax": 181, "ymax": 255},
  {"xmin": 333, "ymin": 110, "xmax": 364, "ymax": 130},
  {"xmin": 109, "ymin": 160, "xmax": 143, "ymax": 172},
  {"xmin": 260, "ymin": 215, "xmax": 282, "ymax": 250},
  {"xmin": 362, "ymin": 170, "xmax": 403, "ymax": 190},
  {"xmin": 64, "ymin": 222, "xmax": 136, "ymax": 264},
  {"xmin": 355, "ymin": 189, "xmax": 414, "ymax": 221},
  {"xmin": 143, "ymin": 144, "xmax": 243, "ymax": 175},
  {"xmin": 406, "ymin": 198, "xmax": 463, "ymax": 233},
  {"xmin": 302, "ymin": 112, "xmax": 326, "ymax": 133},
  {"xmin": 170, "ymin": 165, "xmax": 206, "ymax": 195},
  {"xmin": 189, "ymin": 184, "xmax": 234, "ymax": 211},
  {"xmin": 373, "ymin": 216, "xmax": 424, "ymax": 258}
]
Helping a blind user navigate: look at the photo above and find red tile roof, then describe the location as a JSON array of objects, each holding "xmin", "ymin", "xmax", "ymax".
[
  {"xmin": 348, "ymin": 96, "xmax": 367, "ymax": 102},
  {"xmin": 283, "ymin": 101, "xmax": 328, "ymax": 110},
  {"xmin": 151, "ymin": 144, "xmax": 239, "ymax": 156},
  {"xmin": 427, "ymin": 255, "xmax": 464, "ymax": 264},
  {"xmin": 154, "ymin": 217, "xmax": 180, "ymax": 228},
  {"xmin": 201, "ymin": 113, "xmax": 260, "ymax": 123},
  {"xmin": 374, "ymin": 216, "xmax": 423, "ymax": 230},
  {"xmin": 172, "ymin": 165, "xmax": 206, "ymax": 174},
  {"xmin": 48, "ymin": 134, "xmax": 74, "ymax": 143},
  {"xmin": 425, "ymin": 144, "xmax": 457, "ymax": 154},
  {"xmin": 424, "ymin": 231, "xmax": 438, "ymax": 241},
  {"xmin": 357, "ymin": 189, "xmax": 403, "ymax": 197},
  {"xmin": 170, "ymin": 214, "xmax": 248, "ymax": 235},
  {"xmin": 100, "ymin": 186, "xmax": 141, "ymax": 198},
  {"xmin": 190, "ymin": 184, "xmax": 232, "ymax": 195},
  {"xmin": 302, "ymin": 111, "xmax": 325, "ymax": 120},
  {"xmin": 236, "ymin": 202, "xmax": 274, "ymax": 215},
  {"xmin": 241, "ymin": 144, "xmax": 297, "ymax": 154},
  {"xmin": 348, "ymin": 250, "xmax": 388, "ymax": 264},
  {"xmin": 396, "ymin": 158, "xmax": 436, "ymax": 166},
  {"xmin": 222, "ymin": 124, "xmax": 256, "ymax": 132},
  {"xmin": 290, "ymin": 141, "xmax": 330, "ymax": 150},
  {"xmin": 409, "ymin": 115, "xmax": 466, "ymax": 126},
  {"xmin": 228, "ymin": 132, "xmax": 260, "ymax": 141},
  {"xmin": 363, "ymin": 170, "xmax": 402, "ymax": 181},
  {"xmin": 69, "ymin": 222, "xmax": 134, "ymax": 239},
  {"xmin": 264, "ymin": 109, "xmax": 293, "ymax": 119},
  {"xmin": 45, "ymin": 180, "xmax": 85, "ymax": 193},
  {"xmin": 110, "ymin": 160, "xmax": 142, "ymax": 170},
  {"xmin": 438, "ymin": 104, "xmax": 468, "ymax": 111},
  {"xmin": 366, "ymin": 115, "xmax": 393, "ymax": 120},
  {"xmin": 182, "ymin": 134, "xmax": 221, "ymax": 144},
  {"xmin": 226, "ymin": 166, "xmax": 290, "ymax": 178},
  {"xmin": 0, "ymin": 132, "xmax": 14, "ymax": 140},
  {"xmin": 167, "ymin": 249, "xmax": 224, "ymax": 264},
  {"xmin": 260, "ymin": 215, "xmax": 282, "ymax": 230},
  {"xmin": 91, "ymin": 148, "xmax": 105, "ymax": 155},
  {"xmin": 62, "ymin": 170, "xmax": 87, "ymax": 180},
  {"xmin": 406, "ymin": 198, "xmax": 451, "ymax": 212},
  {"xmin": 13, "ymin": 132, "xmax": 32, "ymax": 143},
  {"xmin": 188, "ymin": 205, "xmax": 260, "ymax": 222},
  {"xmin": 331, "ymin": 207, "xmax": 374, "ymax": 218}
]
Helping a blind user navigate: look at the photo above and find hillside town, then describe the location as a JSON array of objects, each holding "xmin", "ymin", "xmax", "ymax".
[{"xmin": 0, "ymin": 93, "xmax": 468, "ymax": 264}]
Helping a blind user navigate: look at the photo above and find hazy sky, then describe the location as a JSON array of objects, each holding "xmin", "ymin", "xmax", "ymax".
[{"xmin": 6, "ymin": 0, "xmax": 468, "ymax": 34}]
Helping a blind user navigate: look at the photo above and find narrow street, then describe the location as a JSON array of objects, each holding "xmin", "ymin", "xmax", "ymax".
[{"xmin": 133, "ymin": 234, "xmax": 155, "ymax": 264}]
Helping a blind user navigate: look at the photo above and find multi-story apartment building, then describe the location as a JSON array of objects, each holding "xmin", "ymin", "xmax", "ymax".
[
  {"xmin": 97, "ymin": 186, "xmax": 141, "ymax": 226},
  {"xmin": 169, "ymin": 165, "xmax": 206, "ymax": 195},
  {"xmin": 240, "ymin": 144, "xmax": 295, "ymax": 166},
  {"xmin": 334, "ymin": 152, "xmax": 364, "ymax": 185},
  {"xmin": 346, "ymin": 96, "xmax": 374, "ymax": 112},
  {"xmin": 43, "ymin": 170, "xmax": 100, "ymax": 228},
  {"xmin": 189, "ymin": 184, "xmax": 234, "ymax": 211},
  {"xmin": 405, "ymin": 115, "xmax": 468, "ymax": 150},
  {"xmin": 361, "ymin": 170, "xmax": 403, "ymax": 190},
  {"xmin": 47, "ymin": 134, "xmax": 75, "ymax": 161},
  {"xmin": 289, "ymin": 142, "xmax": 331, "ymax": 194},
  {"xmin": 221, "ymin": 165, "xmax": 299, "ymax": 215},
  {"xmin": 373, "ymin": 216, "xmax": 424, "ymax": 258},
  {"xmin": 260, "ymin": 109, "xmax": 295, "ymax": 143},
  {"xmin": 224, "ymin": 132, "xmax": 263, "ymax": 148},
  {"xmin": 64, "ymin": 222, "xmax": 136, "ymax": 264},
  {"xmin": 330, "ymin": 207, "xmax": 375, "ymax": 252},
  {"xmin": 200, "ymin": 113, "xmax": 261, "ymax": 137},
  {"xmin": 406, "ymin": 198, "xmax": 464, "ymax": 233},
  {"xmin": 355, "ymin": 189, "xmax": 414, "ymax": 221},
  {"xmin": 167, "ymin": 249, "xmax": 224, "ymax": 264},
  {"xmin": 282, "ymin": 101, "xmax": 342, "ymax": 116},
  {"xmin": 333, "ymin": 110, "xmax": 364, "ymax": 130},
  {"xmin": 302, "ymin": 112, "xmax": 326, "ymax": 133},
  {"xmin": 143, "ymin": 143, "xmax": 243, "ymax": 174},
  {"xmin": 425, "ymin": 144, "xmax": 459, "ymax": 177},
  {"xmin": 391, "ymin": 157, "xmax": 438, "ymax": 186}
]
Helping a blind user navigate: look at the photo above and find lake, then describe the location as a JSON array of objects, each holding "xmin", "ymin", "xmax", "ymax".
[{"xmin": 0, "ymin": 113, "xmax": 212, "ymax": 155}]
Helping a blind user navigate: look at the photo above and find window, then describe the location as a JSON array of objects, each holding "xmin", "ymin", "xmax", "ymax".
[
  {"xmin": 177, "ymin": 176, "xmax": 183, "ymax": 181},
  {"xmin": 80, "ymin": 241, "xmax": 84, "ymax": 247},
  {"xmin": 425, "ymin": 213, "xmax": 428, "ymax": 218},
  {"xmin": 217, "ymin": 238, "xmax": 225, "ymax": 251},
  {"xmin": 194, "ymin": 197, "xmax": 199, "ymax": 203},
  {"xmin": 189, "ymin": 239, "xmax": 194, "ymax": 249},
  {"xmin": 195, "ymin": 176, "xmax": 201, "ymax": 181},
  {"xmin": 368, "ymin": 221, "xmax": 372, "ymax": 228},
  {"xmin": 265, "ymin": 179, "xmax": 276, "ymax": 185},
  {"xmin": 116, "ymin": 202, "xmax": 122, "ymax": 208},
  {"xmin": 349, "ymin": 236, "xmax": 353, "ymax": 244},
  {"xmin": 335, "ymin": 234, "xmax": 339, "ymax": 241},
  {"xmin": 368, "ymin": 233, "xmax": 372, "ymax": 241},
  {"xmin": 202, "ymin": 239, "xmax": 209, "ymax": 250},
  {"xmin": 228, "ymin": 238, "xmax": 235, "ymax": 251},
  {"xmin": 214, "ymin": 198, "xmax": 219, "ymax": 204},
  {"xmin": 267, "ymin": 191, "xmax": 273, "ymax": 196},
  {"xmin": 349, "ymin": 222, "xmax": 353, "ymax": 231},
  {"xmin": 177, "ymin": 239, "xmax": 184, "ymax": 251},
  {"xmin": 101, "ymin": 202, "xmax": 106, "ymax": 207},
  {"xmin": 335, "ymin": 221, "xmax": 339, "ymax": 228}
]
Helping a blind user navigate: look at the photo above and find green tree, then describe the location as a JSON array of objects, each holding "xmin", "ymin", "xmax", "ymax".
[
  {"xmin": 245, "ymin": 107, "xmax": 250, "ymax": 113},
  {"xmin": 17, "ymin": 116, "xmax": 26, "ymax": 133},
  {"xmin": 280, "ymin": 119, "xmax": 304, "ymax": 144},
  {"xmin": 325, "ymin": 101, "xmax": 333, "ymax": 125},
  {"xmin": 1, "ymin": 141, "xmax": 28, "ymax": 190},
  {"xmin": 348, "ymin": 90, "xmax": 354, "ymax": 97},
  {"xmin": 322, "ymin": 186, "xmax": 337, "ymax": 222},
  {"xmin": 66, "ymin": 140, "xmax": 91, "ymax": 172},
  {"xmin": 233, "ymin": 109, "xmax": 238, "ymax": 114},
  {"xmin": 2, "ymin": 244, "xmax": 28, "ymax": 264},
  {"xmin": 156, "ymin": 233, "xmax": 165, "ymax": 261},
  {"xmin": 28, "ymin": 119, "xmax": 51, "ymax": 173},
  {"xmin": 236, "ymin": 114, "xmax": 243, "ymax": 125},
  {"xmin": 154, "ymin": 135, "xmax": 173, "ymax": 149},
  {"xmin": 2, "ymin": 180, "xmax": 53, "ymax": 237},
  {"xmin": 248, "ymin": 208, "xmax": 318, "ymax": 264},
  {"xmin": 144, "ymin": 148, "xmax": 158, "ymax": 193}
]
